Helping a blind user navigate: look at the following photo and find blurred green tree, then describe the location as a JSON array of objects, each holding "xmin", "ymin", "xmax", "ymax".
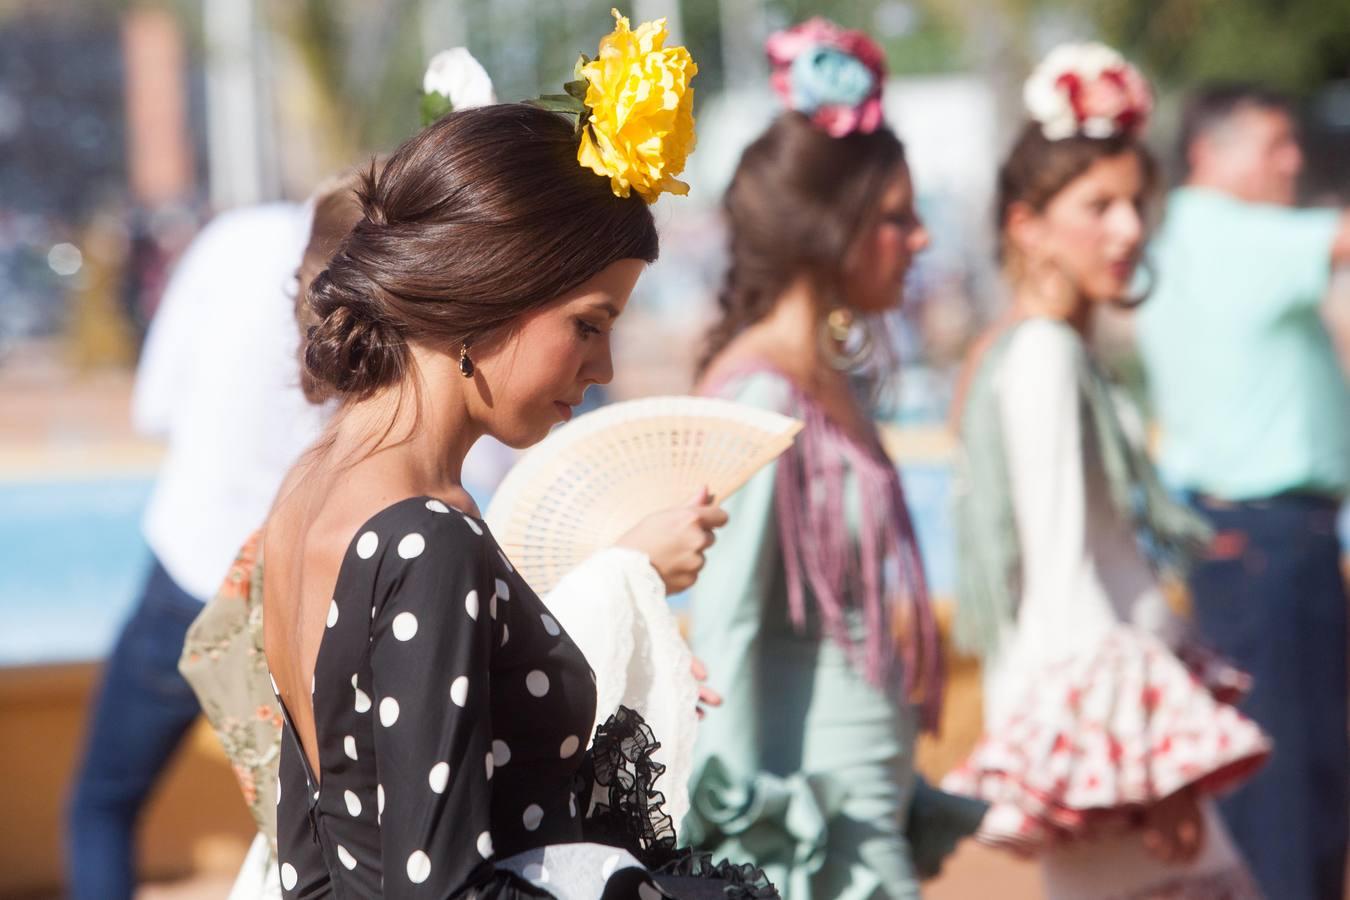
[{"xmin": 1079, "ymin": 0, "xmax": 1350, "ymax": 95}]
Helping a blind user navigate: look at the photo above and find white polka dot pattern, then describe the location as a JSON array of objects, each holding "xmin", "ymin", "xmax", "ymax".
[
  {"xmin": 522, "ymin": 803, "xmax": 543, "ymax": 831},
  {"xmin": 407, "ymin": 850, "xmax": 432, "ymax": 883},
  {"xmin": 391, "ymin": 612, "xmax": 418, "ymax": 641},
  {"xmin": 397, "ymin": 532, "xmax": 425, "ymax": 559},
  {"xmin": 526, "ymin": 670, "xmax": 550, "ymax": 697},
  {"xmin": 273, "ymin": 496, "xmax": 604, "ymax": 893}
]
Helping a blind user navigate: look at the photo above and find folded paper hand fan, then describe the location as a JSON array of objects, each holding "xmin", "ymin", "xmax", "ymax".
[{"xmin": 485, "ymin": 395, "xmax": 803, "ymax": 595}]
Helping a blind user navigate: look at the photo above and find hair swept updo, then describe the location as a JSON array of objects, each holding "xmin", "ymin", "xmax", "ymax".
[
  {"xmin": 302, "ymin": 103, "xmax": 659, "ymax": 403},
  {"xmin": 697, "ymin": 112, "xmax": 906, "ymax": 375}
]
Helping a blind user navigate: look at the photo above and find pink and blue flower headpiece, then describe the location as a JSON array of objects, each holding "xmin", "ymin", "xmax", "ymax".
[{"xmin": 766, "ymin": 18, "xmax": 887, "ymax": 138}]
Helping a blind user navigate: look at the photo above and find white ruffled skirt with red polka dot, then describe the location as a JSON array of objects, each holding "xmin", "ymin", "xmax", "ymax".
[{"xmin": 942, "ymin": 626, "xmax": 1270, "ymax": 853}]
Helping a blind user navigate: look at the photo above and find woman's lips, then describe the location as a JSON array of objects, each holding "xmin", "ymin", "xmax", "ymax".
[{"xmin": 554, "ymin": 402, "xmax": 574, "ymax": 422}]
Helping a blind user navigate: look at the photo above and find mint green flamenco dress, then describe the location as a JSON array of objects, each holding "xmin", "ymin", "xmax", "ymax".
[{"xmin": 681, "ymin": 365, "xmax": 986, "ymax": 900}]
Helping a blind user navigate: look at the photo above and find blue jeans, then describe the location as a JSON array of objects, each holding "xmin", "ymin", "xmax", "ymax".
[
  {"xmin": 1188, "ymin": 493, "xmax": 1349, "ymax": 900},
  {"xmin": 65, "ymin": 558, "xmax": 204, "ymax": 900}
]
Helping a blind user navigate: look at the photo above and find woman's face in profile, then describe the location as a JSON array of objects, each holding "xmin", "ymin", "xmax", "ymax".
[
  {"xmin": 844, "ymin": 165, "xmax": 929, "ymax": 314},
  {"xmin": 1026, "ymin": 150, "xmax": 1148, "ymax": 305},
  {"xmin": 470, "ymin": 258, "xmax": 644, "ymax": 448}
]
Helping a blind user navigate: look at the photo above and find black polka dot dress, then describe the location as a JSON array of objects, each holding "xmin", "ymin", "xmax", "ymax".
[{"xmin": 272, "ymin": 498, "xmax": 645, "ymax": 898}]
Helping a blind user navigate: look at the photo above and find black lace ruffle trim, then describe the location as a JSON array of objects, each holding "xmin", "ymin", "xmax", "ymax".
[{"xmin": 575, "ymin": 706, "xmax": 779, "ymax": 900}]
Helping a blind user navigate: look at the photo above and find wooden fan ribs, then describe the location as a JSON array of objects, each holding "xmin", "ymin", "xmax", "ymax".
[{"xmin": 486, "ymin": 397, "xmax": 803, "ymax": 595}]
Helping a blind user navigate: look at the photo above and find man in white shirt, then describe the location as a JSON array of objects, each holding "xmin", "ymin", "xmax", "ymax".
[{"xmin": 65, "ymin": 203, "xmax": 324, "ymax": 900}]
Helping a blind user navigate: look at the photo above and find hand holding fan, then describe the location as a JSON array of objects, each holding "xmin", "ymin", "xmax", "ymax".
[{"xmin": 485, "ymin": 395, "xmax": 802, "ymax": 595}]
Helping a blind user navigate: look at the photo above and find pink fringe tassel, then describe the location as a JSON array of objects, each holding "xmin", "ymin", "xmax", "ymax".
[{"xmin": 704, "ymin": 361, "xmax": 944, "ymax": 732}]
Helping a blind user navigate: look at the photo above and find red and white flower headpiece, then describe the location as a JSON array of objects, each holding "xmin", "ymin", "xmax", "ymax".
[{"xmin": 1024, "ymin": 42, "xmax": 1152, "ymax": 141}]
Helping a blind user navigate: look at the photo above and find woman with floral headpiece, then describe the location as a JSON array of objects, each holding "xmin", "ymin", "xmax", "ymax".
[
  {"xmin": 682, "ymin": 19, "xmax": 985, "ymax": 900},
  {"xmin": 940, "ymin": 44, "xmax": 1270, "ymax": 899},
  {"xmin": 228, "ymin": 12, "xmax": 777, "ymax": 899}
]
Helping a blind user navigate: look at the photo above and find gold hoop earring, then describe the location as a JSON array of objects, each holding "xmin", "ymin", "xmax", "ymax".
[
  {"xmin": 459, "ymin": 343, "xmax": 475, "ymax": 378},
  {"xmin": 818, "ymin": 307, "xmax": 874, "ymax": 371},
  {"xmin": 1113, "ymin": 257, "xmax": 1155, "ymax": 310}
]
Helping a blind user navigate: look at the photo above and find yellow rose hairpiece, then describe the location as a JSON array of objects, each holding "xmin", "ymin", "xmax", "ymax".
[{"xmin": 528, "ymin": 9, "xmax": 698, "ymax": 204}]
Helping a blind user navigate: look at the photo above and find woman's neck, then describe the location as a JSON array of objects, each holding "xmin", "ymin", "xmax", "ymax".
[
  {"xmin": 1008, "ymin": 272, "xmax": 1092, "ymax": 336},
  {"xmin": 743, "ymin": 277, "xmax": 835, "ymax": 386},
  {"xmin": 327, "ymin": 355, "xmax": 480, "ymax": 494}
]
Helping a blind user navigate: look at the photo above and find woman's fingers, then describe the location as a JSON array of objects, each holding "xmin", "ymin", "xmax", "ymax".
[
  {"xmin": 1141, "ymin": 790, "xmax": 1206, "ymax": 864},
  {"xmin": 1175, "ymin": 808, "xmax": 1204, "ymax": 862},
  {"xmin": 686, "ymin": 485, "xmax": 712, "ymax": 507},
  {"xmin": 695, "ymin": 505, "xmax": 729, "ymax": 530}
]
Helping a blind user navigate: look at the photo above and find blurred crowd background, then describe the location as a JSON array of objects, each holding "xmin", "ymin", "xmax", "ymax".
[{"xmin": 1, "ymin": 0, "xmax": 1347, "ymax": 897}]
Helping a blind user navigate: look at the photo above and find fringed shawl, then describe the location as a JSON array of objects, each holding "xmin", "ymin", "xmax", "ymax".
[{"xmin": 703, "ymin": 361, "xmax": 944, "ymax": 732}]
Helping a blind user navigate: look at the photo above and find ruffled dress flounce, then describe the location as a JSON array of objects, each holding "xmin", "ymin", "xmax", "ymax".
[{"xmin": 941, "ymin": 626, "xmax": 1269, "ymax": 854}]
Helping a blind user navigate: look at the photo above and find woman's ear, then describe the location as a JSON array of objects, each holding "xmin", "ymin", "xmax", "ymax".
[{"xmin": 1004, "ymin": 200, "xmax": 1045, "ymax": 263}]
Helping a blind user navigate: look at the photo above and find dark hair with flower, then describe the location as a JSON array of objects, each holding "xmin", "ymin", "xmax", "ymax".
[
  {"xmin": 696, "ymin": 113, "xmax": 906, "ymax": 374},
  {"xmin": 996, "ymin": 43, "xmax": 1158, "ymax": 261},
  {"xmin": 766, "ymin": 18, "xmax": 887, "ymax": 138},
  {"xmin": 301, "ymin": 105, "xmax": 658, "ymax": 403}
]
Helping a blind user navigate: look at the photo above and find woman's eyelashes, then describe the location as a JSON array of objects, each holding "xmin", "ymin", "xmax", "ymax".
[
  {"xmin": 884, "ymin": 209, "xmax": 912, "ymax": 226},
  {"xmin": 575, "ymin": 318, "xmax": 605, "ymax": 340}
]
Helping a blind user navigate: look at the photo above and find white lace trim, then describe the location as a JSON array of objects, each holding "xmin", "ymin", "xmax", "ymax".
[{"xmin": 543, "ymin": 548, "xmax": 698, "ymax": 829}]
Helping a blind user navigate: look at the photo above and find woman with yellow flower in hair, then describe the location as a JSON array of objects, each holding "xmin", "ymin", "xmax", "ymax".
[{"xmin": 225, "ymin": 12, "xmax": 773, "ymax": 900}]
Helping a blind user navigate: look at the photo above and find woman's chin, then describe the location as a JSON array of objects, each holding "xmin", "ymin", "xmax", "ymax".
[
  {"xmin": 1086, "ymin": 278, "xmax": 1130, "ymax": 306},
  {"xmin": 489, "ymin": 419, "xmax": 553, "ymax": 450}
]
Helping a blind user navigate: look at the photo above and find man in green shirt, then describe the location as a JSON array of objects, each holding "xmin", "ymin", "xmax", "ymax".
[{"xmin": 1138, "ymin": 83, "xmax": 1350, "ymax": 900}]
